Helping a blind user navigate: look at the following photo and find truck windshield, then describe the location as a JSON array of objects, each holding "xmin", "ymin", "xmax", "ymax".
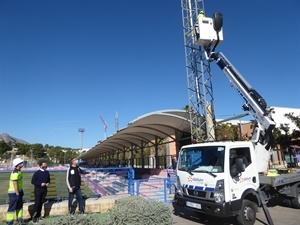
[{"xmin": 178, "ymin": 146, "xmax": 225, "ymax": 173}]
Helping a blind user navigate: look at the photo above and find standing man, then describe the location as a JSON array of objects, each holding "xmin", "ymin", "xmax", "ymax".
[
  {"xmin": 195, "ymin": 10, "xmax": 205, "ymax": 41},
  {"xmin": 31, "ymin": 160, "xmax": 50, "ymax": 224},
  {"xmin": 66, "ymin": 158, "xmax": 88, "ymax": 215},
  {"xmin": 6, "ymin": 158, "xmax": 24, "ymax": 225}
]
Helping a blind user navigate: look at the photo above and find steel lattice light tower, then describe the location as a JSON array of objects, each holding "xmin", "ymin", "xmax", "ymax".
[
  {"xmin": 181, "ymin": 0, "xmax": 216, "ymax": 142},
  {"xmin": 78, "ymin": 128, "xmax": 85, "ymax": 150}
]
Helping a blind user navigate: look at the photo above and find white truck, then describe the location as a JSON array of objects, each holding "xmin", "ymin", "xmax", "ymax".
[{"xmin": 174, "ymin": 12, "xmax": 300, "ymax": 225}]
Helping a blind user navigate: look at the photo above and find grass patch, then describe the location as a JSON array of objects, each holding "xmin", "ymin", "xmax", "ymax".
[{"xmin": 0, "ymin": 213, "xmax": 110, "ymax": 225}]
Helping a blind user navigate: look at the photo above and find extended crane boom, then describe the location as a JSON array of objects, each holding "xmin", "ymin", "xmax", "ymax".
[
  {"xmin": 195, "ymin": 11, "xmax": 276, "ymax": 150},
  {"xmin": 208, "ymin": 51, "xmax": 276, "ymax": 149}
]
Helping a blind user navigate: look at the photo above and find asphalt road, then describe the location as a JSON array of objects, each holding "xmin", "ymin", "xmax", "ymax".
[{"xmin": 171, "ymin": 198, "xmax": 300, "ymax": 225}]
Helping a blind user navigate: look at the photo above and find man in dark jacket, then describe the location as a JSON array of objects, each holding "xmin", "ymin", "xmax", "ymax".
[
  {"xmin": 66, "ymin": 157, "xmax": 88, "ymax": 214},
  {"xmin": 31, "ymin": 160, "xmax": 50, "ymax": 224}
]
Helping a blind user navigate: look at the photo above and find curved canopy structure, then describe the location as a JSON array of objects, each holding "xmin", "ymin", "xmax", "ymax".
[{"xmin": 79, "ymin": 109, "xmax": 191, "ymax": 160}]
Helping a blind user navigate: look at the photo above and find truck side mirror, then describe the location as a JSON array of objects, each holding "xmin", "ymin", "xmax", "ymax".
[
  {"xmin": 172, "ymin": 158, "xmax": 177, "ymax": 170},
  {"xmin": 235, "ymin": 158, "xmax": 245, "ymax": 173}
]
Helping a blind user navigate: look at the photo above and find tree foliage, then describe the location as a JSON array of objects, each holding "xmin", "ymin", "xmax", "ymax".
[
  {"xmin": 285, "ymin": 113, "xmax": 300, "ymax": 130},
  {"xmin": 215, "ymin": 123, "xmax": 235, "ymax": 141},
  {"xmin": 0, "ymin": 141, "xmax": 80, "ymax": 165},
  {"xmin": 0, "ymin": 141, "xmax": 10, "ymax": 155},
  {"xmin": 213, "ymin": 112, "xmax": 300, "ymax": 151},
  {"xmin": 273, "ymin": 113, "xmax": 300, "ymax": 149}
]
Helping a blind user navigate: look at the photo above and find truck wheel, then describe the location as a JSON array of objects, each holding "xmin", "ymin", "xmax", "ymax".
[
  {"xmin": 236, "ymin": 199, "xmax": 257, "ymax": 225},
  {"xmin": 291, "ymin": 188, "xmax": 300, "ymax": 209}
]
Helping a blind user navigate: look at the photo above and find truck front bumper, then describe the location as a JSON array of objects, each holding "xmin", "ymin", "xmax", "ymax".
[{"xmin": 174, "ymin": 192, "xmax": 241, "ymax": 217}]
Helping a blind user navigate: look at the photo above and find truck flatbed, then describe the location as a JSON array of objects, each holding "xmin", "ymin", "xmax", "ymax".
[{"xmin": 259, "ymin": 169, "xmax": 300, "ymax": 187}]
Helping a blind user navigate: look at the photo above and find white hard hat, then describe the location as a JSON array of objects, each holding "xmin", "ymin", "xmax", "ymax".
[{"xmin": 13, "ymin": 158, "xmax": 24, "ymax": 167}]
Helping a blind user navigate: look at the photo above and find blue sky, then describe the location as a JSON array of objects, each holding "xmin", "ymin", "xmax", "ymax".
[{"xmin": 0, "ymin": 0, "xmax": 299, "ymax": 149}]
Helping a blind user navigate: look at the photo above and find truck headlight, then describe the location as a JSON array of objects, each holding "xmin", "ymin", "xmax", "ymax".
[
  {"xmin": 214, "ymin": 179, "xmax": 225, "ymax": 203},
  {"xmin": 176, "ymin": 175, "xmax": 183, "ymax": 196}
]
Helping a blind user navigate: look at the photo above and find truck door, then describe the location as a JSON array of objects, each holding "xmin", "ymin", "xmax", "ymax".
[{"xmin": 228, "ymin": 147, "xmax": 257, "ymax": 201}]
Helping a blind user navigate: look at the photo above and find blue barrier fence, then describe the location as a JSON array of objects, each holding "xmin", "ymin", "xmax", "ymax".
[
  {"xmin": 83, "ymin": 167, "xmax": 135, "ymax": 196},
  {"xmin": 134, "ymin": 177, "xmax": 176, "ymax": 203},
  {"xmin": 0, "ymin": 167, "xmax": 177, "ymax": 204}
]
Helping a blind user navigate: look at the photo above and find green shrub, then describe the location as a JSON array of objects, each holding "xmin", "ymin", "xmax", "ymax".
[
  {"xmin": 37, "ymin": 213, "xmax": 108, "ymax": 225},
  {"xmin": 104, "ymin": 196, "xmax": 174, "ymax": 225}
]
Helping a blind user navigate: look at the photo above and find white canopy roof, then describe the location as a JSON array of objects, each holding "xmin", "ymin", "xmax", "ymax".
[{"xmin": 80, "ymin": 110, "xmax": 191, "ymax": 159}]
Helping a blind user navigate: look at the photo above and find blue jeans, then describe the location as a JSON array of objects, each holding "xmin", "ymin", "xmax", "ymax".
[{"xmin": 68, "ymin": 186, "xmax": 84, "ymax": 213}]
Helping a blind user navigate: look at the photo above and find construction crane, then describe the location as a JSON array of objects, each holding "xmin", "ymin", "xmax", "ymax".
[
  {"xmin": 99, "ymin": 115, "xmax": 108, "ymax": 140},
  {"xmin": 180, "ymin": 0, "xmax": 216, "ymax": 142}
]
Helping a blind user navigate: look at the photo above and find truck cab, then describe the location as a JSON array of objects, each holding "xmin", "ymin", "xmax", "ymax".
[{"xmin": 175, "ymin": 141, "xmax": 260, "ymax": 219}]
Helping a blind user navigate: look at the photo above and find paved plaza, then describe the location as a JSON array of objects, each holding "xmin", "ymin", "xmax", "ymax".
[{"xmin": 171, "ymin": 198, "xmax": 300, "ymax": 225}]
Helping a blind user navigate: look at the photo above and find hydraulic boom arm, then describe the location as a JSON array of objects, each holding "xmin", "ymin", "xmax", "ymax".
[
  {"xmin": 195, "ymin": 11, "xmax": 276, "ymax": 150},
  {"xmin": 208, "ymin": 51, "xmax": 276, "ymax": 149}
]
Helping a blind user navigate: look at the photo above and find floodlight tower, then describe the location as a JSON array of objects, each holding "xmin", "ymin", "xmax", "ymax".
[
  {"xmin": 78, "ymin": 128, "xmax": 85, "ymax": 150},
  {"xmin": 181, "ymin": 0, "xmax": 216, "ymax": 142},
  {"xmin": 115, "ymin": 111, "xmax": 119, "ymax": 133}
]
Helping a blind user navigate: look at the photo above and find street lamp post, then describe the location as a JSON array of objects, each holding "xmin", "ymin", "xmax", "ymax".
[
  {"xmin": 78, "ymin": 128, "xmax": 85, "ymax": 151},
  {"xmin": 10, "ymin": 143, "xmax": 15, "ymax": 168},
  {"xmin": 10, "ymin": 153, "xmax": 14, "ymax": 168},
  {"xmin": 62, "ymin": 150, "xmax": 67, "ymax": 165},
  {"xmin": 30, "ymin": 149, "xmax": 33, "ymax": 167}
]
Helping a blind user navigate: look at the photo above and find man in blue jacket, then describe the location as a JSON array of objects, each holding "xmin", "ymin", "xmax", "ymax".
[{"xmin": 31, "ymin": 161, "xmax": 50, "ymax": 224}]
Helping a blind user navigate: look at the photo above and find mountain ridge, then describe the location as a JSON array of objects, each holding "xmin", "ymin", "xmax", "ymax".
[{"xmin": 0, "ymin": 133, "xmax": 30, "ymax": 145}]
